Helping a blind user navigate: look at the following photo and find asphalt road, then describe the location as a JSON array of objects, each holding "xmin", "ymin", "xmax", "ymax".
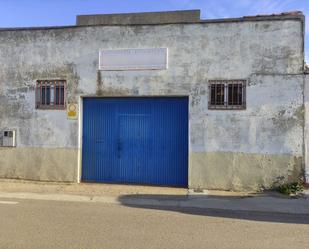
[{"xmin": 0, "ymin": 198, "xmax": 308, "ymax": 249}]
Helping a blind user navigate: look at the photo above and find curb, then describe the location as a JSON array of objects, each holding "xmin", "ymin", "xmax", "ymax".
[
  {"xmin": 0, "ymin": 191, "xmax": 309, "ymax": 215},
  {"xmin": 0, "ymin": 192, "xmax": 121, "ymax": 204}
]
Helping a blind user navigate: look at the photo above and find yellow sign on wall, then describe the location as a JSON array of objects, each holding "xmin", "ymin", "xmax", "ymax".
[{"xmin": 67, "ymin": 103, "xmax": 78, "ymax": 120}]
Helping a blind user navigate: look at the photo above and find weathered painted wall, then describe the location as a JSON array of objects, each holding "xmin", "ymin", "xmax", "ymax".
[
  {"xmin": 0, "ymin": 148, "xmax": 77, "ymax": 181},
  {"xmin": 190, "ymin": 74, "xmax": 304, "ymax": 190},
  {"xmin": 0, "ymin": 18, "xmax": 304, "ymax": 189}
]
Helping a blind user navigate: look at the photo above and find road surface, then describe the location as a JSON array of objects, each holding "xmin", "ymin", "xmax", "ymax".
[{"xmin": 0, "ymin": 198, "xmax": 308, "ymax": 249}]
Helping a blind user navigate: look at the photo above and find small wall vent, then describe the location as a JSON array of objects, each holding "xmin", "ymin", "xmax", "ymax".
[{"xmin": 2, "ymin": 130, "xmax": 16, "ymax": 147}]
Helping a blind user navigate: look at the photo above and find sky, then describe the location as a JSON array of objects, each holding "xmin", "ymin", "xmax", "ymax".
[{"xmin": 0, "ymin": 0, "xmax": 308, "ymax": 61}]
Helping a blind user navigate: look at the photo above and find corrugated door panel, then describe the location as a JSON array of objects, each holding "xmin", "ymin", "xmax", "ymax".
[{"xmin": 82, "ymin": 97, "xmax": 188, "ymax": 187}]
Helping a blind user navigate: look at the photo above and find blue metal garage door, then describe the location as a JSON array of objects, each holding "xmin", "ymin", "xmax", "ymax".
[{"xmin": 82, "ymin": 97, "xmax": 188, "ymax": 187}]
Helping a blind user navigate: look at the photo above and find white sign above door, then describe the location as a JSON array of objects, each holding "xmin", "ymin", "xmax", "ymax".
[{"xmin": 99, "ymin": 48, "xmax": 168, "ymax": 71}]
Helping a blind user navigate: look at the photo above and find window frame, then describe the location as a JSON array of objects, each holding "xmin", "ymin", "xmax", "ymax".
[
  {"xmin": 208, "ymin": 80, "xmax": 246, "ymax": 110},
  {"xmin": 35, "ymin": 80, "xmax": 67, "ymax": 110}
]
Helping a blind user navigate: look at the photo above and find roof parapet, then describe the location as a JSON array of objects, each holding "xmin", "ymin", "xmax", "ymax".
[
  {"xmin": 76, "ymin": 10, "xmax": 201, "ymax": 26},
  {"xmin": 243, "ymin": 11, "xmax": 303, "ymax": 19}
]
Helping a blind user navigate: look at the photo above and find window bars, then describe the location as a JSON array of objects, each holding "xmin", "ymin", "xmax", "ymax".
[
  {"xmin": 208, "ymin": 80, "xmax": 246, "ymax": 110},
  {"xmin": 35, "ymin": 80, "xmax": 66, "ymax": 109}
]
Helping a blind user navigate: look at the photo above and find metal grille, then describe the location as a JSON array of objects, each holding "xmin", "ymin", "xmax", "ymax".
[
  {"xmin": 210, "ymin": 83, "xmax": 225, "ymax": 106},
  {"xmin": 36, "ymin": 80, "xmax": 66, "ymax": 109},
  {"xmin": 208, "ymin": 80, "xmax": 246, "ymax": 110}
]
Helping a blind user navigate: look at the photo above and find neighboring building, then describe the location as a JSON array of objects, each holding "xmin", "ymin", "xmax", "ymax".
[{"xmin": 0, "ymin": 10, "xmax": 307, "ymax": 191}]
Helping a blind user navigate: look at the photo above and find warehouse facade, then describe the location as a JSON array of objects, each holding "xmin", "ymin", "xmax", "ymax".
[{"xmin": 0, "ymin": 10, "xmax": 307, "ymax": 191}]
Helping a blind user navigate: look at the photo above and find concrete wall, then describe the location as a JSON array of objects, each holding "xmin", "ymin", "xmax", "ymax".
[{"xmin": 0, "ymin": 17, "xmax": 304, "ymax": 190}]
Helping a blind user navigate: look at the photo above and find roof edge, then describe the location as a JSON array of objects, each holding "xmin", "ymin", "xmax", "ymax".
[
  {"xmin": 0, "ymin": 11, "xmax": 304, "ymax": 32},
  {"xmin": 200, "ymin": 11, "xmax": 304, "ymax": 24}
]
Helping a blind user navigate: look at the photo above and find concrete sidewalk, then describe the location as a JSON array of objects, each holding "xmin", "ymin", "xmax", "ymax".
[{"xmin": 0, "ymin": 179, "xmax": 308, "ymax": 215}]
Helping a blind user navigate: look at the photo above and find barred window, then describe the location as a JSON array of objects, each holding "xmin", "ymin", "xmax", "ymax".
[
  {"xmin": 208, "ymin": 80, "xmax": 246, "ymax": 110},
  {"xmin": 36, "ymin": 80, "xmax": 66, "ymax": 109}
]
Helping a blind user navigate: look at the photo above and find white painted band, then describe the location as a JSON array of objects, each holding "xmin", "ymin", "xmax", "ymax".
[{"xmin": 0, "ymin": 201, "xmax": 18, "ymax": 205}]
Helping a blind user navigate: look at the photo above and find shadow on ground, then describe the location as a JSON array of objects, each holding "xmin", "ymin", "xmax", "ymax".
[{"xmin": 118, "ymin": 194, "xmax": 309, "ymax": 225}]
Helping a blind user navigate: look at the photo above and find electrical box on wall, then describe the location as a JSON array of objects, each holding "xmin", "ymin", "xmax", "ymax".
[{"xmin": 2, "ymin": 130, "xmax": 16, "ymax": 147}]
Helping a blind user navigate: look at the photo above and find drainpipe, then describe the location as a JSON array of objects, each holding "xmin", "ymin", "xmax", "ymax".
[
  {"xmin": 299, "ymin": 13, "xmax": 308, "ymax": 185},
  {"xmin": 305, "ymin": 74, "xmax": 309, "ymax": 184}
]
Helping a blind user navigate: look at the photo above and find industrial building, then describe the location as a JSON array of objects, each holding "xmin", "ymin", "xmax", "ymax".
[{"xmin": 0, "ymin": 10, "xmax": 307, "ymax": 191}]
